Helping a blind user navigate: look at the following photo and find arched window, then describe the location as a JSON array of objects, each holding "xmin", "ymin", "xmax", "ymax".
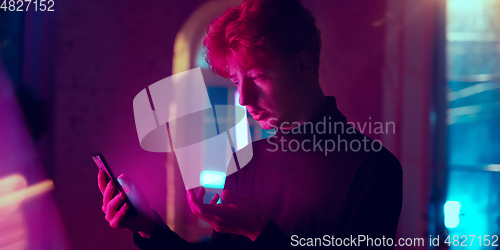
[{"xmin": 167, "ymin": 0, "xmax": 273, "ymax": 242}]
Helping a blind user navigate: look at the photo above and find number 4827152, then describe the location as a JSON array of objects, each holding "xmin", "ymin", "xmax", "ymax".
[
  {"xmin": 444, "ymin": 235, "xmax": 499, "ymax": 247},
  {"xmin": 1, "ymin": 0, "xmax": 55, "ymax": 11}
]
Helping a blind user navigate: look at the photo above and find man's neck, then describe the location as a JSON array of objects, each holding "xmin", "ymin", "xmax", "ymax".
[{"xmin": 281, "ymin": 87, "xmax": 327, "ymax": 130}]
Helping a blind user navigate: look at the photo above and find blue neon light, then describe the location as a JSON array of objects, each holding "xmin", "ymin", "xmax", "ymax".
[
  {"xmin": 444, "ymin": 201, "xmax": 461, "ymax": 228},
  {"xmin": 200, "ymin": 170, "xmax": 226, "ymax": 189}
]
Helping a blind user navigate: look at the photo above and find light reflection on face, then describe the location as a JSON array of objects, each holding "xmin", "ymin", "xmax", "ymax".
[{"xmin": 228, "ymin": 54, "xmax": 304, "ymax": 130}]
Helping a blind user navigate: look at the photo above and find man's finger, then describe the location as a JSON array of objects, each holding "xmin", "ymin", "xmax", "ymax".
[
  {"xmin": 102, "ymin": 181, "xmax": 116, "ymax": 212},
  {"xmin": 187, "ymin": 191, "xmax": 221, "ymax": 216},
  {"xmin": 105, "ymin": 192, "xmax": 125, "ymax": 221},
  {"xmin": 221, "ymin": 190, "xmax": 238, "ymax": 204},
  {"xmin": 186, "ymin": 193, "xmax": 231, "ymax": 230},
  {"xmin": 187, "ymin": 188, "xmax": 205, "ymax": 206},
  {"xmin": 187, "ymin": 189, "xmax": 202, "ymax": 214},
  {"xmin": 186, "ymin": 189, "xmax": 228, "ymax": 219},
  {"xmin": 197, "ymin": 187, "xmax": 206, "ymax": 200},
  {"xmin": 209, "ymin": 193, "xmax": 219, "ymax": 205},
  {"xmin": 97, "ymin": 170, "xmax": 109, "ymax": 194},
  {"xmin": 110, "ymin": 202, "xmax": 129, "ymax": 229}
]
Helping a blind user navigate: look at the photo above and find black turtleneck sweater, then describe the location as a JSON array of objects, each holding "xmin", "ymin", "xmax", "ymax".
[{"xmin": 134, "ymin": 96, "xmax": 403, "ymax": 249}]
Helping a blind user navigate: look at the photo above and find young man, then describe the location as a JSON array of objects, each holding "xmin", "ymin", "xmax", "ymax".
[{"xmin": 98, "ymin": 0, "xmax": 403, "ymax": 249}]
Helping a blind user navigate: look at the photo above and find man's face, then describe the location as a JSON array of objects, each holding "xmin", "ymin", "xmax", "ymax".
[{"xmin": 228, "ymin": 55, "xmax": 303, "ymax": 130}]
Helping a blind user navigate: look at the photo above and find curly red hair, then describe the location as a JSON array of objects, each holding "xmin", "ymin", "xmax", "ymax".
[{"xmin": 203, "ymin": 0, "xmax": 322, "ymax": 79}]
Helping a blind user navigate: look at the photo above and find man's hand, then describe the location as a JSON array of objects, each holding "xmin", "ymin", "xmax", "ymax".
[
  {"xmin": 187, "ymin": 187, "xmax": 267, "ymax": 241},
  {"xmin": 97, "ymin": 170, "xmax": 155, "ymax": 238}
]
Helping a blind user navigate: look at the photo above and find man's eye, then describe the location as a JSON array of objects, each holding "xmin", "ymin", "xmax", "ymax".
[
  {"xmin": 252, "ymin": 74, "xmax": 266, "ymax": 81},
  {"xmin": 232, "ymin": 81, "xmax": 239, "ymax": 86}
]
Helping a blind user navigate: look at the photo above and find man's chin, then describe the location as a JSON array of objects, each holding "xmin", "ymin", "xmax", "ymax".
[{"xmin": 258, "ymin": 118, "xmax": 277, "ymax": 130}]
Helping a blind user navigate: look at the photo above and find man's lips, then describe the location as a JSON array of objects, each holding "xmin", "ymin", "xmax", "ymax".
[{"xmin": 249, "ymin": 110, "xmax": 266, "ymax": 121}]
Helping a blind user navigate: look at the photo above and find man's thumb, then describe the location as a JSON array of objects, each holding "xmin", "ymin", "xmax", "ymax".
[
  {"xmin": 221, "ymin": 190, "xmax": 249, "ymax": 207},
  {"xmin": 117, "ymin": 174, "xmax": 151, "ymax": 213},
  {"xmin": 117, "ymin": 173, "xmax": 136, "ymax": 193}
]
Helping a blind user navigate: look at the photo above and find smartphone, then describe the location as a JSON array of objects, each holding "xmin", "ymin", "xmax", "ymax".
[{"xmin": 93, "ymin": 154, "xmax": 138, "ymax": 217}]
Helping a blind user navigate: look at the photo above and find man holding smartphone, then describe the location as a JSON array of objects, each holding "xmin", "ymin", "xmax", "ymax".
[{"xmin": 98, "ymin": 0, "xmax": 403, "ymax": 249}]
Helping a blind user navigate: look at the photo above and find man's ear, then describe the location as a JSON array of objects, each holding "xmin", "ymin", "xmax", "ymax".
[{"xmin": 296, "ymin": 50, "xmax": 314, "ymax": 78}]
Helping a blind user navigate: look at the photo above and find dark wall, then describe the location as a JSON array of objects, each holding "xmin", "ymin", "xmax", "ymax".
[
  {"xmin": 304, "ymin": 0, "xmax": 386, "ymax": 141},
  {"xmin": 52, "ymin": 1, "xmax": 205, "ymax": 249}
]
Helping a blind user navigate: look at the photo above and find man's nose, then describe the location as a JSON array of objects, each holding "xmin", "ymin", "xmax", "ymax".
[{"xmin": 238, "ymin": 77, "xmax": 257, "ymax": 106}]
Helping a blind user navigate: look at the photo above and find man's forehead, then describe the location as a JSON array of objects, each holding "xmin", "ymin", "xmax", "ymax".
[
  {"xmin": 227, "ymin": 65, "xmax": 251, "ymax": 77},
  {"xmin": 227, "ymin": 59, "xmax": 271, "ymax": 77},
  {"xmin": 227, "ymin": 65, "xmax": 264, "ymax": 77},
  {"xmin": 226, "ymin": 50, "xmax": 272, "ymax": 76}
]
